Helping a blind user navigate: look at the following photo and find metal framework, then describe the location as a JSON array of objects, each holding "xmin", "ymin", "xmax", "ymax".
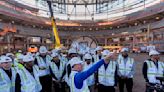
[
  {"xmin": 37, "ymin": 0, "xmax": 119, "ymax": 16},
  {"xmin": 46, "ymin": 0, "xmax": 116, "ymax": 5},
  {"xmin": 27, "ymin": 0, "xmax": 156, "ymax": 20}
]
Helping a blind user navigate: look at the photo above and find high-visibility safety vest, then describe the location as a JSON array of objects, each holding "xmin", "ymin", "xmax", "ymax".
[
  {"xmin": 146, "ymin": 60, "xmax": 164, "ymax": 84},
  {"xmin": 17, "ymin": 65, "xmax": 42, "ymax": 92},
  {"xmin": 83, "ymin": 63, "xmax": 95, "ymax": 86},
  {"xmin": 36, "ymin": 55, "xmax": 51, "ymax": 76},
  {"xmin": 59, "ymin": 55, "xmax": 68, "ymax": 63},
  {"xmin": 93, "ymin": 54, "xmax": 102, "ymax": 62},
  {"xmin": 98, "ymin": 61, "xmax": 116, "ymax": 86},
  {"xmin": 50, "ymin": 61, "xmax": 65, "ymax": 81},
  {"xmin": 118, "ymin": 57, "xmax": 134, "ymax": 78},
  {"xmin": 70, "ymin": 71, "xmax": 90, "ymax": 92},
  {"xmin": 64, "ymin": 62, "xmax": 71, "ymax": 87},
  {"xmin": 0, "ymin": 68, "xmax": 16, "ymax": 92}
]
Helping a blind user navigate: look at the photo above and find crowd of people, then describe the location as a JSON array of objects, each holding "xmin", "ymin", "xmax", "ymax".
[{"xmin": 0, "ymin": 45, "xmax": 163, "ymax": 92}]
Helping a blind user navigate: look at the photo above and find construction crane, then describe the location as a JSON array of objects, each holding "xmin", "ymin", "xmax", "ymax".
[{"xmin": 47, "ymin": 1, "xmax": 61, "ymax": 48}]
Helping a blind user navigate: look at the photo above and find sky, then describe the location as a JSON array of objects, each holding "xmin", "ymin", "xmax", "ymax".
[{"xmin": 14, "ymin": 0, "xmax": 161, "ymax": 20}]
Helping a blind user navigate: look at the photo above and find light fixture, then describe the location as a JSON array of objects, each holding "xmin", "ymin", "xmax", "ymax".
[
  {"xmin": 155, "ymin": 16, "xmax": 160, "ymax": 20},
  {"xmin": 134, "ymin": 22, "xmax": 138, "ymax": 26},
  {"xmin": 11, "ymin": 21, "xmax": 15, "ymax": 24}
]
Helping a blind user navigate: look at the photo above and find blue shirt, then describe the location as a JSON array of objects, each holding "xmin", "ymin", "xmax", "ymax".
[{"xmin": 74, "ymin": 59, "xmax": 105, "ymax": 89}]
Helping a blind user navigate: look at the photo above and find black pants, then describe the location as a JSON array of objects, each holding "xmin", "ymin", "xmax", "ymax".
[
  {"xmin": 118, "ymin": 77, "xmax": 133, "ymax": 92},
  {"xmin": 53, "ymin": 81, "xmax": 66, "ymax": 92},
  {"xmin": 40, "ymin": 75, "xmax": 52, "ymax": 92},
  {"xmin": 65, "ymin": 83, "xmax": 70, "ymax": 92},
  {"xmin": 98, "ymin": 84, "xmax": 115, "ymax": 92}
]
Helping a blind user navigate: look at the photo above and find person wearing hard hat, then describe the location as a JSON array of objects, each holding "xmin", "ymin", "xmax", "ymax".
[
  {"xmin": 93, "ymin": 46, "xmax": 103, "ymax": 63},
  {"xmin": 142, "ymin": 50, "xmax": 164, "ymax": 92},
  {"xmin": 15, "ymin": 55, "xmax": 42, "ymax": 92},
  {"xmin": 93, "ymin": 46, "xmax": 103, "ymax": 89},
  {"xmin": 98, "ymin": 50, "xmax": 118, "ymax": 92},
  {"xmin": 83, "ymin": 53, "xmax": 95, "ymax": 92},
  {"xmin": 15, "ymin": 50, "xmax": 23, "ymax": 58},
  {"xmin": 63, "ymin": 48, "xmax": 79, "ymax": 89},
  {"xmin": 49, "ymin": 52, "xmax": 66, "ymax": 92},
  {"xmin": 34, "ymin": 46, "xmax": 52, "ymax": 92},
  {"xmin": 0, "ymin": 56, "xmax": 18, "ymax": 92},
  {"xmin": 68, "ymin": 52, "xmax": 114, "ymax": 92},
  {"xmin": 117, "ymin": 48, "xmax": 135, "ymax": 92},
  {"xmin": 6, "ymin": 53, "xmax": 15, "ymax": 61},
  {"xmin": 68, "ymin": 48, "xmax": 78, "ymax": 60},
  {"xmin": 14, "ymin": 54, "xmax": 25, "ymax": 66},
  {"xmin": 52, "ymin": 48, "xmax": 68, "ymax": 64}
]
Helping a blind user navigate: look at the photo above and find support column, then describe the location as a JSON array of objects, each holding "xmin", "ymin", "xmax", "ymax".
[
  {"xmin": 7, "ymin": 33, "xmax": 11, "ymax": 52},
  {"xmin": 105, "ymin": 37, "xmax": 108, "ymax": 46}
]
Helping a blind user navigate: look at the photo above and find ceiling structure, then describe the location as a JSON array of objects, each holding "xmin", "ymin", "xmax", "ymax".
[
  {"xmin": 46, "ymin": 0, "xmax": 116, "ymax": 5},
  {"xmin": 13, "ymin": 0, "xmax": 162, "ymax": 20}
]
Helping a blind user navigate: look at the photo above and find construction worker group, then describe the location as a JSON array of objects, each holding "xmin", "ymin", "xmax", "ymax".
[{"xmin": 0, "ymin": 45, "xmax": 163, "ymax": 92}]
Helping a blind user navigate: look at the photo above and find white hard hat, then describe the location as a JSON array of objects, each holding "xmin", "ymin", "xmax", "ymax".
[
  {"xmin": 78, "ymin": 50, "xmax": 87, "ymax": 55},
  {"xmin": 27, "ymin": 52, "xmax": 32, "ymax": 56},
  {"xmin": 17, "ymin": 54, "xmax": 24, "ymax": 60},
  {"xmin": 18, "ymin": 50, "xmax": 22, "ymax": 53},
  {"xmin": 39, "ymin": 46, "xmax": 48, "ymax": 54},
  {"xmin": 51, "ymin": 49, "xmax": 58, "ymax": 53},
  {"xmin": 149, "ymin": 50, "xmax": 160, "ymax": 56},
  {"xmin": 6, "ymin": 53, "xmax": 14, "ymax": 57},
  {"xmin": 0, "ymin": 56, "xmax": 12, "ymax": 63},
  {"xmin": 23, "ymin": 55, "xmax": 34, "ymax": 62},
  {"xmin": 121, "ymin": 48, "xmax": 128, "ymax": 52},
  {"xmin": 95, "ymin": 46, "xmax": 103, "ymax": 51},
  {"xmin": 84, "ymin": 53, "xmax": 92, "ymax": 60},
  {"xmin": 69, "ymin": 57, "xmax": 83, "ymax": 67},
  {"xmin": 51, "ymin": 52, "xmax": 59, "ymax": 58},
  {"xmin": 68, "ymin": 48, "xmax": 77, "ymax": 54},
  {"xmin": 102, "ymin": 50, "xmax": 110, "ymax": 56},
  {"xmin": 89, "ymin": 49, "xmax": 95, "ymax": 55}
]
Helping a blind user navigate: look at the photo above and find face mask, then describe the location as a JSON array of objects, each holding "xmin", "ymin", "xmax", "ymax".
[
  {"xmin": 123, "ymin": 54, "xmax": 128, "ymax": 58},
  {"xmin": 86, "ymin": 61, "xmax": 91, "ymax": 64}
]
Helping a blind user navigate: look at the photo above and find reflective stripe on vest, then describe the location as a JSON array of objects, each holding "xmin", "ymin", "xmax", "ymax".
[
  {"xmin": 146, "ymin": 60, "xmax": 164, "ymax": 84},
  {"xmin": 94, "ymin": 55, "xmax": 101, "ymax": 62},
  {"xmin": 70, "ymin": 71, "xmax": 90, "ymax": 92},
  {"xmin": 83, "ymin": 63, "xmax": 95, "ymax": 86},
  {"xmin": 36, "ymin": 55, "xmax": 50, "ymax": 76},
  {"xmin": 17, "ymin": 66, "xmax": 41, "ymax": 92},
  {"xmin": 118, "ymin": 57, "xmax": 134, "ymax": 78},
  {"xmin": 50, "ymin": 61, "xmax": 65, "ymax": 80},
  {"xmin": 98, "ymin": 61, "xmax": 116, "ymax": 86},
  {"xmin": 33, "ymin": 65, "xmax": 42, "ymax": 92},
  {"xmin": 0, "ymin": 68, "xmax": 16, "ymax": 92}
]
